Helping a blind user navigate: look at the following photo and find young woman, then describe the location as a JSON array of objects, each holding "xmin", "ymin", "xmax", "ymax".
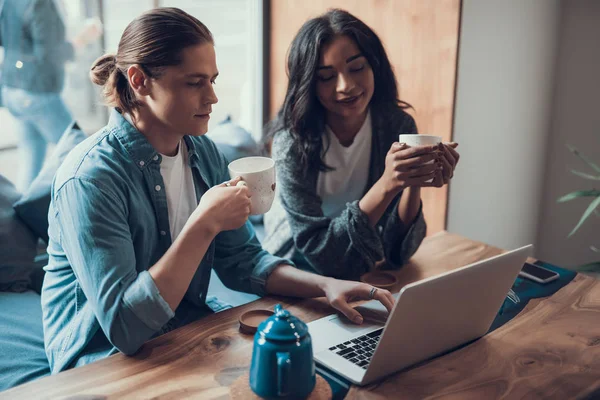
[
  {"xmin": 263, "ymin": 9, "xmax": 459, "ymax": 280},
  {"xmin": 41, "ymin": 8, "xmax": 394, "ymax": 373}
]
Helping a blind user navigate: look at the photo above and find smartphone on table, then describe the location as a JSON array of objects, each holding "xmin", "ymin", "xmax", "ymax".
[{"xmin": 519, "ymin": 262, "xmax": 559, "ymax": 284}]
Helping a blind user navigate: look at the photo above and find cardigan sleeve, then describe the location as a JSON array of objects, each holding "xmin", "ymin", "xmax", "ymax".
[
  {"xmin": 379, "ymin": 113, "xmax": 427, "ymax": 268},
  {"xmin": 272, "ymin": 109, "xmax": 427, "ymax": 279},
  {"xmin": 272, "ymin": 132, "xmax": 384, "ymax": 281}
]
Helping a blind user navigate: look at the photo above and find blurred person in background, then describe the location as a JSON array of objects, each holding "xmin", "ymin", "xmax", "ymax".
[{"xmin": 0, "ymin": 0, "xmax": 101, "ymax": 191}]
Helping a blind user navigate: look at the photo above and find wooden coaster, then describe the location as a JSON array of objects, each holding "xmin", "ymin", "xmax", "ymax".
[
  {"xmin": 360, "ymin": 271, "xmax": 398, "ymax": 289},
  {"xmin": 230, "ymin": 373, "xmax": 332, "ymax": 400},
  {"xmin": 239, "ymin": 309, "xmax": 274, "ymax": 335}
]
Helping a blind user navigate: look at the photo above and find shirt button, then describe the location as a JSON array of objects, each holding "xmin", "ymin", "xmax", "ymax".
[
  {"xmin": 139, "ymin": 161, "xmax": 145, "ymax": 167},
  {"xmin": 153, "ymin": 155, "xmax": 159, "ymax": 161},
  {"xmin": 155, "ymin": 185, "xmax": 161, "ymax": 191},
  {"xmin": 160, "ymin": 231, "xmax": 166, "ymax": 236}
]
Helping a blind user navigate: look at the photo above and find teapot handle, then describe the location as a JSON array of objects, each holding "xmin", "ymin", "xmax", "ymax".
[{"xmin": 276, "ymin": 352, "xmax": 291, "ymax": 397}]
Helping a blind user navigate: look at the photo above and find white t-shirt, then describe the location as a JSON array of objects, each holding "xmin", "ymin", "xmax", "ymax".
[
  {"xmin": 317, "ymin": 112, "xmax": 372, "ymax": 218},
  {"xmin": 159, "ymin": 141, "xmax": 197, "ymax": 241},
  {"xmin": 122, "ymin": 113, "xmax": 197, "ymax": 241}
]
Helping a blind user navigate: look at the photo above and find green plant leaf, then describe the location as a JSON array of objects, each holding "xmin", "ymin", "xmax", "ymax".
[
  {"xmin": 558, "ymin": 190, "xmax": 600, "ymax": 203},
  {"xmin": 568, "ymin": 195, "xmax": 600, "ymax": 237},
  {"xmin": 567, "ymin": 144, "xmax": 600, "ymax": 173},
  {"xmin": 571, "ymin": 169, "xmax": 600, "ymax": 180}
]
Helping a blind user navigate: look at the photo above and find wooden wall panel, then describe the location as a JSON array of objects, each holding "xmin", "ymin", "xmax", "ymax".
[{"xmin": 268, "ymin": 0, "xmax": 461, "ymax": 235}]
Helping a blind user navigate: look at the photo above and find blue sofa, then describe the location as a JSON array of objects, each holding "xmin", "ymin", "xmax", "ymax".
[
  {"xmin": 0, "ymin": 170, "xmax": 51, "ymax": 390},
  {"xmin": 0, "ymin": 290, "xmax": 50, "ymax": 390}
]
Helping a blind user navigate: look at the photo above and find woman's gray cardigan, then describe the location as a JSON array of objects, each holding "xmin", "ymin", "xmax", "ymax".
[{"xmin": 262, "ymin": 107, "xmax": 426, "ymax": 281}]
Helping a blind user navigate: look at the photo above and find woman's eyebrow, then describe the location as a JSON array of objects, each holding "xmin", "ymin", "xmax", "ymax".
[
  {"xmin": 317, "ymin": 53, "xmax": 363, "ymax": 70},
  {"xmin": 345, "ymin": 54, "xmax": 363, "ymax": 63}
]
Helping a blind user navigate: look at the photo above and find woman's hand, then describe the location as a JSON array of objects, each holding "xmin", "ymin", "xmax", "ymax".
[
  {"xmin": 380, "ymin": 143, "xmax": 443, "ymax": 195},
  {"xmin": 439, "ymin": 142, "xmax": 460, "ymax": 184},
  {"xmin": 321, "ymin": 279, "xmax": 395, "ymax": 324},
  {"xmin": 191, "ymin": 176, "xmax": 251, "ymax": 234}
]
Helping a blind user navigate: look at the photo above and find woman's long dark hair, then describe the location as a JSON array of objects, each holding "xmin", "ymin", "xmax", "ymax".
[{"xmin": 266, "ymin": 8, "xmax": 411, "ymax": 173}]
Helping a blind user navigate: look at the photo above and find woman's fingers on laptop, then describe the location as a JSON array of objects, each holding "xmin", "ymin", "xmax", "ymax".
[
  {"xmin": 374, "ymin": 289, "xmax": 395, "ymax": 313},
  {"xmin": 326, "ymin": 282, "xmax": 396, "ymax": 325},
  {"xmin": 331, "ymin": 298, "xmax": 365, "ymax": 325},
  {"xmin": 327, "ymin": 282, "xmax": 373, "ymax": 324}
]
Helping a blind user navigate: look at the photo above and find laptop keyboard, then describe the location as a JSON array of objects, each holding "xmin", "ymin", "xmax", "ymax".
[{"xmin": 327, "ymin": 328, "xmax": 384, "ymax": 369}]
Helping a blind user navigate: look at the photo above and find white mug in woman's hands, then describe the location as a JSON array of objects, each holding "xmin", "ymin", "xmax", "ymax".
[
  {"xmin": 398, "ymin": 134, "xmax": 441, "ymax": 147},
  {"xmin": 399, "ymin": 134, "xmax": 459, "ymax": 184},
  {"xmin": 228, "ymin": 157, "xmax": 276, "ymax": 215},
  {"xmin": 399, "ymin": 134, "xmax": 442, "ymax": 183}
]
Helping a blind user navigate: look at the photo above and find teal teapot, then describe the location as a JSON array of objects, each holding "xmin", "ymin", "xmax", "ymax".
[{"xmin": 249, "ymin": 304, "xmax": 316, "ymax": 399}]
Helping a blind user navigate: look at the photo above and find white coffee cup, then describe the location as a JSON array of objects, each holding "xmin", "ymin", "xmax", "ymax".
[
  {"xmin": 398, "ymin": 134, "xmax": 442, "ymax": 147},
  {"xmin": 228, "ymin": 156, "xmax": 276, "ymax": 215},
  {"xmin": 399, "ymin": 134, "xmax": 442, "ymax": 182}
]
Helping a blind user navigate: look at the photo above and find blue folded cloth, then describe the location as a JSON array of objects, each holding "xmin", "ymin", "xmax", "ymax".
[{"xmin": 490, "ymin": 261, "xmax": 576, "ymax": 332}]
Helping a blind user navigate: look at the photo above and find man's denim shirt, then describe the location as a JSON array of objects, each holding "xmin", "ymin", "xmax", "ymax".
[{"xmin": 41, "ymin": 109, "xmax": 288, "ymax": 373}]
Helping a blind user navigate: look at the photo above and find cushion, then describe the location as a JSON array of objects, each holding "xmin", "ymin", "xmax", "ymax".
[
  {"xmin": 0, "ymin": 290, "xmax": 50, "ymax": 390},
  {"xmin": 0, "ymin": 175, "xmax": 37, "ymax": 293},
  {"xmin": 13, "ymin": 121, "xmax": 87, "ymax": 242},
  {"xmin": 205, "ymin": 116, "xmax": 259, "ymax": 163}
]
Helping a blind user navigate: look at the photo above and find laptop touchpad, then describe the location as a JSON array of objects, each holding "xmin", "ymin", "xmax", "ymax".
[
  {"xmin": 353, "ymin": 298, "xmax": 392, "ymax": 324},
  {"xmin": 308, "ymin": 298, "xmax": 394, "ymax": 353}
]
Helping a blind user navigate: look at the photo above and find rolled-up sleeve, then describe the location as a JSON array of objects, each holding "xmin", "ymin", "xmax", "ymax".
[
  {"xmin": 381, "ymin": 198, "xmax": 426, "ymax": 268},
  {"xmin": 55, "ymin": 178, "xmax": 174, "ymax": 355},
  {"xmin": 212, "ymin": 221, "xmax": 293, "ymax": 296},
  {"xmin": 379, "ymin": 111, "xmax": 426, "ymax": 268},
  {"xmin": 122, "ymin": 270, "xmax": 174, "ymax": 332}
]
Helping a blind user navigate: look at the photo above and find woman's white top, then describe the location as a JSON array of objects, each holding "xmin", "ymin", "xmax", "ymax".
[{"xmin": 316, "ymin": 111, "xmax": 372, "ymax": 218}]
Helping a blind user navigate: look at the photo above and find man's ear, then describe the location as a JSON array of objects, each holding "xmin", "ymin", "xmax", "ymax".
[{"xmin": 126, "ymin": 65, "xmax": 152, "ymax": 96}]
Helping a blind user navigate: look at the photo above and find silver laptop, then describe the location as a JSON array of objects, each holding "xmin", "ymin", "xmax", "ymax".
[{"xmin": 308, "ymin": 245, "xmax": 533, "ymax": 385}]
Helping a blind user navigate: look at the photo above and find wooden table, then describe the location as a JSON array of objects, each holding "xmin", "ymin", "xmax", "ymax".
[{"xmin": 3, "ymin": 232, "xmax": 600, "ymax": 399}]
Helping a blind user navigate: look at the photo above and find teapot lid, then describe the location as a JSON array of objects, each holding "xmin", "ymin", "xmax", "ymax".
[{"xmin": 257, "ymin": 304, "xmax": 309, "ymax": 342}]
